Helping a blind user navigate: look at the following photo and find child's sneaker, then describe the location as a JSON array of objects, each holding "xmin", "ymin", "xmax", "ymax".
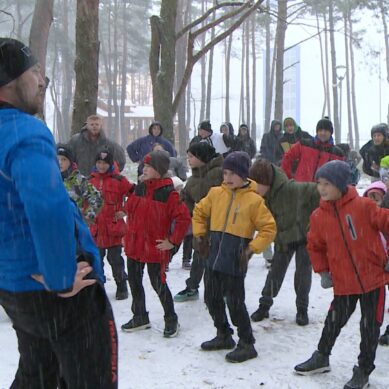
[
  {"xmin": 343, "ymin": 365, "xmax": 369, "ymax": 389},
  {"xmin": 163, "ymin": 316, "xmax": 179, "ymax": 338},
  {"xmin": 174, "ymin": 287, "xmax": 199, "ymax": 302},
  {"xmin": 121, "ymin": 315, "xmax": 151, "ymax": 332},
  {"xmin": 250, "ymin": 305, "xmax": 270, "ymax": 322},
  {"xmin": 225, "ymin": 341, "xmax": 257, "ymax": 363},
  {"xmin": 294, "ymin": 351, "xmax": 331, "ymax": 375}
]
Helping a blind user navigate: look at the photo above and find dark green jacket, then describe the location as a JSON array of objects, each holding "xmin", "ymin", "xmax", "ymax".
[
  {"xmin": 264, "ymin": 165, "xmax": 320, "ymax": 252},
  {"xmin": 181, "ymin": 154, "xmax": 223, "ymax": 214}
]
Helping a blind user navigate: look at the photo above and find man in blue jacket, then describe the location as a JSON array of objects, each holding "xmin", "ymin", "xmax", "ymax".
[{"xmin": 0, "ymin": 38, "xmax": 118, "ymax": 388}]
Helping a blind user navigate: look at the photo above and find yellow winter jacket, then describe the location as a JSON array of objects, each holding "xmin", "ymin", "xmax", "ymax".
[{"xmin": 192, "ymin": 180, "xmax": 276, "ymax": 275}]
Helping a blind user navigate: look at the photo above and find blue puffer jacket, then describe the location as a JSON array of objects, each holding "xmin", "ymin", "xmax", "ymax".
[{"xmin": 0, "ymin": 107, "xmax": 77, "ymax": 292}]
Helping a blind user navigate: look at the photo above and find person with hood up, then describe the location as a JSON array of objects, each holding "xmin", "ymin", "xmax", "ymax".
[
  {"xmin": 235, "ymin": 124, "xmax": 257, "ymax": 159},
  {"xmin": 281, "ymin": 117, "xmax": 345, "ymax": 182},
  {"xmin": 127, "ymin": 121, "xmax": 177, "ymax": 176},
  {"xmin": 219, "ymin": 122, "xmax": 236, "ymax": 157},
  {"xmin": 68, "ymin": 114, "xmax": 126, "ymax": 176},
  {"xmin": 260, "ymin": 119, "xmax": 283, "ymax": 165},
  {"xmin": 279, "ymin": 117, "xmax": 312, "ymax": 154},
  {"xmin": 360, "ymin": 123, "xmax": 389, "ymax": 179}
]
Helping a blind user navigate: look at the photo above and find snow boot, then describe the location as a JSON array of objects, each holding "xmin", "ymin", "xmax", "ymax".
[
  {"xmin": 201, "ymin": 330, "xmax": 236, "ymax": 351},
  {"xmin": 174, "ymin": 287, "xmax": 199, "ymax": 302},
  {"xmin": 163, "ymin": 315, "xmax": 179, "ymax": 338},
  {"xmin": 294, "ymin": 350, "xmax": 331, "ymax": 375},
  {"xmin": 121, "ymin": 314, "xmax": 151, "ymax": 332},
  {"xmin": 296, "ymin": 308, "xmax": 309, "ymax": 326},
  {"xmin": 378, "ymin": 326, "xmax": 389, "ymax": 346},
  {"xmin": 250, "ymin": 305, "xmax": 270, "ymax": 322},
  {"xmin": 225, "ymin": 341, "xmax": 258, "ymax": 363},
  {"xmin": 115, "ymin": 280, "xmax": 128, "ymax": 300},
  {"xmin": 343, "ymin": 365, "xmax": 369, "ymax": 389}
]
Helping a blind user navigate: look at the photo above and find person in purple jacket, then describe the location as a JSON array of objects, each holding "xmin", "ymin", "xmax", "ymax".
[{"xmin": 127, "ymin": 121, "xmax": 177, "ymax": 176}]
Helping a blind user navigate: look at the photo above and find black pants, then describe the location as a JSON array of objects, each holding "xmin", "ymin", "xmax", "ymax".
[
  {"xmin": 182, "ymin": 234, "xmax": 193, "ymax": 260},
  {"xmin": 100, "ymin": 245, "xmax": 127, "ymax": 283},
  {"xmin": 318, "ymin": 287, "xmax": 385, "ymax": 374},
  {"xmin": 259, "ymin": 243, "xmax": 312, "ymax": 310},
  {"xmin": 186, "ymin": 250, "xmax": 205, "ymax": 290},
  {"xmin": 127, "ymin": 257, "xmax": 176, "ymax": 320},
  {"xmin": 0, "ymin": 284, "xmax": 118, "ymax": 389},
  {"xmin": 204, "ymin": 269, "xmax": 255, "ymax": 344}
]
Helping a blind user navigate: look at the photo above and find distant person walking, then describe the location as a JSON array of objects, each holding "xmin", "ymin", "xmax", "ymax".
[{"xmin": 260, "ymin": 120, "xmax": 283, "ymax": 165}]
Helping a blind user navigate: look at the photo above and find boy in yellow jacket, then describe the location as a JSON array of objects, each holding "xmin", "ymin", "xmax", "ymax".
[{"xmin": 192, "ymin": 151, "xmax": 276, "ymax": 363}]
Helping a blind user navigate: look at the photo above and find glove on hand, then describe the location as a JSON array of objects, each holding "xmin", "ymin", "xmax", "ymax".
[
  {"xmin": 320, "ymin": 272, "xmax": 333, "ymax": 289},
  {"xmin": 239, "ymin": 249, "xmax": 253, "ymax": 274},
  {"xmin": 197, "ymin": 236, "xmax": 210, "ymax": 259}
]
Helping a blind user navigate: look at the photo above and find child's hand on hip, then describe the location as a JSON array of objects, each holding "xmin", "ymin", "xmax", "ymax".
[{"xmin": 156, "ymin": 239, "xmax": 174, "ymax": 251}]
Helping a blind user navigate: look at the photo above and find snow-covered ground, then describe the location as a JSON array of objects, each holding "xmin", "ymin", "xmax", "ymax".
[{"xmin": 1, "ymin": 176, "xmax": 389, "ymax": 389}]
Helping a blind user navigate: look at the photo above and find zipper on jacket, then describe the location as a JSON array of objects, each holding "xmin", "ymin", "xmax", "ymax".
[
  {"xmin": 212, "ymin": 191, "xmax": 235, "ymax": 271},
  {"xmin": 232, "ymin": 204, "xmax": 240, "ymax": 224},
  {"xmin": 333, "ymin": 203, "xmax": 365, "ymax": 293}
]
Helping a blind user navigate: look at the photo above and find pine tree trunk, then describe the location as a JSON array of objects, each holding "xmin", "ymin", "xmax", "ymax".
[
  {"xmin": 71, "ymin": 0, "xmax": 99, "ymax": 135},
  {"xmin": 206, "ymin": 3, "xmax": 216, "ymax": 120},
  {"xmin": 245, "ymin": 20, "xmax": 250, "ymax": 127},
  {"xmin": 324, "ymin": 13, "xmax": 332, "ymax": 120},
  {"xmin": 263, "ymin": 0, "xmax": 272, "ymax": 132},
  {"xmin": 251, "ymin": 13, "xmax": 257, "ymax": 141},
  {"xmin": 239, "ymin": 26, "xmax": 245, "ymax": 124},
  {"xmin": 344, "ymin": 11, "xmax": 353, "ymax": 148},
  {"xmin": 316, "ymin": 11, "xmax": 327, "ymax": 117},
  {"xmin": 199, "ymin": 0, "xmax": 207, "ymax": 121},
  {"xmin": 225, "ymin": 33, "xmax": 232, "ymax": 122}
]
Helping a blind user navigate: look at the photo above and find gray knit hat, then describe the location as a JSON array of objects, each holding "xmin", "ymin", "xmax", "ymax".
[
  {"xmin": 315, "ymin": 160, "xmax": 351, "ymax": 193},
  {"xmin": 143, "ymin": 151, "xmax": 170, "ymax": 177}
]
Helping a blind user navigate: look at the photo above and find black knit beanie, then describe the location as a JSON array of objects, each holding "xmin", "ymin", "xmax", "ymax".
[
  {"xmin": 316, "ymin": 117, "xmax": 333, "ymax": 134},
  {"xmin": 143, "ymin": 151, "xmax": 170, "ymax": 177},
  {"xmin": 0, "ymin": 38, "xmax": 37, "ymax": 87},
  {"xmin": 57, "ymin": 143, "xmax": 74, "ymax": 164},
  {"xmin": 249, "ymin": 158, "xmax": 274, "ymax": 186},
  {"xmin": 187, "ymin": 142, "xmax": 216, "ymax": 164},
  {"xmin": 223, "ymin": 151, "xmax": 251, "ymax": 180},
  {"xmin": 95, "ymin": 146, "xmax": 114, "ymax": 167}
]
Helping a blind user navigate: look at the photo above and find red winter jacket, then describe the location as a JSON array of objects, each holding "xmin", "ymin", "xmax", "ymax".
[
  {"xmin": 89, "ymin": 170, "xmax": 133, "ymax": 248},
  {"xmin": 307, "ymin": 186, "xmax": 389, "ymax": 295},
  {"xmin": 124, "ymin": 178, "xmax": 191, "ymax": 273},
  {"xmin": 281, "ymin": 138, "xmax": 344, "ymax": 182}
]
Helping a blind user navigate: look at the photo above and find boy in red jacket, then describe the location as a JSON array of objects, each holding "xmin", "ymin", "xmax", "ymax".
[
  {"xmin": 294, "ymin": 160, "xmax": 389, "ymax": 389},
  {"xmin": 122, "ymin": 151, "xmax": 190, "ymax": 337},
  {"xmin": 89, "ymin": 147, "xmax": 133, "ymax": 300}
]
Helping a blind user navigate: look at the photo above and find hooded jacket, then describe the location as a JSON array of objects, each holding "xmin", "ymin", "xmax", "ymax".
[
  {"xmin": 360, "ymin": 139, "xmax": 389, "ymax": 178},
  {"xmin": 260, "ymin": 120, "xmax": 283, "ymax": 164},
  {"xmin": 235, "ymin": 125, "xmax": 257, "ymax": 158},
  {"xmin": 126, "ymin": 121, "xmax": 177, "ymax": 175},
  {"xmin": 192, "ymin": 180, "xmax": 276, "ymax": 276},
  {"xmin": 68, "ymin": 128, "xmax": 126, "ymax": 176},
  {"xmin": 263, "ymin": 166, "xmax": 320, "ymax": 251},
  {"xmin": 279, "ymin": 117, "xmax": 312, "ymax": 153},
  {"xmin": 307, "ymin": 186, "xmax": 389, "ymax": 295}
]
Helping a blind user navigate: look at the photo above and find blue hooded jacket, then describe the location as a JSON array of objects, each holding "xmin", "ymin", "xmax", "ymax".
[{"xmin": 0, "ymin": 107, "xmax": 78, "ymax": 292}]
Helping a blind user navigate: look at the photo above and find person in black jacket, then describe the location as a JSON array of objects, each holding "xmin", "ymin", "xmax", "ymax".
[
  {"xmin": 235, "ymin": 124, "xmax": 256, "ymax": 159},
  {"xmin": 260, "ymin": 120, "xmax": 283, "ymax": 165}
]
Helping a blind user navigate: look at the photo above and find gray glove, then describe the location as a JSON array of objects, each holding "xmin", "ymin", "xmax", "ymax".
[{"xmin": 320, "ymin": 272, "xmax": 333, "ymax": 289}]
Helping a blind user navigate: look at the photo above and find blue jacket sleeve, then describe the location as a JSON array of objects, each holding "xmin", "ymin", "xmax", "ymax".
[
  {"xmin": 126, "ymin": 138, "xmax": 142, "ymax": 162},
  {"xmin": 10, "ymin": 123, "xmax": 77, "ymax": 292}
]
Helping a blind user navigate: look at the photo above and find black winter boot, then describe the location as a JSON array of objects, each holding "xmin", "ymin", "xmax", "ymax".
[
  {"xmin": 201, "ymin": 330, "xmax": 236, "ymax": 351},
  {"xmin": 250, "ymin": 305, "xmax": 270, "ymax": 322},
  {"xmin": 343, "ymin": 365, "xmax": 369, "ymax": 389},
  {"xmin": 296, "ymin": 308, "xmax": 309, "ymax": 326},
  {"xmin": 294, "ymin": 350, "xmax": 331, "ymax": 375},
  {"xmin": 121, "ymin": 314, "xmax": 151, "ymax": 332},
  {"xmin": 164, "ymin": 315, "xmax": 180, "ymax": 338},
  {"xmin": 225, "ymin": 340, "xmax": 258, "ymax": 363},
  {"xmin": 115, "ymin": 280, "xmax": 128, "ymax": 300},
  {"xmin": 378, "ymin": 325, "xmax": 389, "ymax": 346}
]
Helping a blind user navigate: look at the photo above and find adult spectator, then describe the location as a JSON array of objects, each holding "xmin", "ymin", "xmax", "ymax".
[
  {"xmin": 235, "ymin": 124, "xmax": 257, "ymax": 159},
  {"xmin": 68, "ymin": 114, "xmax": 126, "ymax": 176},
  {"xmin": 281, "ymin": 117, "xmax": 344, "ymax": 182},
  {"xmin": 189, "ymin": 120, "xmax": 233, "ymax": 155},
  {"xmin": 0, "ymin": 38, "xmax": 118, "ymax": 388},
  {"xmin": 260, "ymin": 120, "xmax": 283, "ymax": 165},
  {"xmin": 127, "ymin": 121, "xmax": 177, "ymax": 176},
  {"xmin": 360, "ymin": 123, "xmax": 389, "ymax": 179}
]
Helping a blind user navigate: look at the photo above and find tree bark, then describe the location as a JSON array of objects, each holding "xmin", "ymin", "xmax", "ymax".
[
  {"xmin": 274, "ymin": 0, "xmax": 287, "ymax": 121},
  {"xmin": 251, "ymin": 12, "xmax": 257, "ymax": 141},
  {"xmin": 71, "ymin": 0, "xmax": 99, "ymax": 135},
  {"xmin": 263, "ymin": 0, "xmax": 272, "ymax": 132},
  {"xmin": 200, "ymin": 0, "xmax": 207, "ymax": 121},
  {"xmin": 225, "ymin": 33, "xmax": 233, "ymax": 122},
  {"xmin": 343, "ymin": 10, "xmax": 353, "ymax": 148},
  {"xmin": 239, "ymin": 25, "xmax": 245, "ymax": 124},
  {"xmin": 245, "ymin": 19, "xmax": 250, "ymax": 127},
  {"xmin": 205, "ymin": 2, "xmax": 216, "ymax": 120},
  {"xmin": 324, "ymin": 12, "xmax": 332, "ymax": 120},
  {"xmin": 316, "ymin": 11, "xmax": 327, "ymax": 117}
]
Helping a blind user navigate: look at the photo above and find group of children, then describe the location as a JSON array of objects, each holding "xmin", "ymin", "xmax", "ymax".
[{"xmin": 57, "ymin": 137, "xmax": 389, "ymax": 389}]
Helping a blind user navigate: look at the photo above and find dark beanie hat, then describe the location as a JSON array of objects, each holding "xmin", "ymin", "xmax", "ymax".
[
  {"xmin": 187, "ymin": 142, "xmax": 216, "ymax": 164},
  {"xmin": 223, "ymin": 151, "xmax": 251, "ymax": 180},
  {"xmin": 315, "ymin": 160, "xmax": 351, "ymax": 193},
  {"xmin": 143, "ymin": 150, "xmax": 170, "ymax": 177},
  {"xmin": 0, "ymin": 38, "xmax": 38, "ymax": 87},
  {"xmin": 95, "ymin": 146, "xmax": 114, "ymax": 167},
  {"xmin": 249, "ymin": 158, "xmax": 274, "ymax": 186},
  {"xmin": 316, "ymin": 117, "xmax": 333, "ymax": 134},
  {"xmin": 57, "ymin": 143, "xmax": 74, "ymax": 164},
  {"xmin": 198, "ymin": 120, "xmax": 212, "ymax": 133},
  {"xmin": 371, "ymin": 123, "xmax": 388, "ymax": 138}
]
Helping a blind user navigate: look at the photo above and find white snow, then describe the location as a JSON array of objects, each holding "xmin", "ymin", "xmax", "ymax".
[{"xmin": 1, "ymin": 177, "xmax": 389, "ymax": 388}]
